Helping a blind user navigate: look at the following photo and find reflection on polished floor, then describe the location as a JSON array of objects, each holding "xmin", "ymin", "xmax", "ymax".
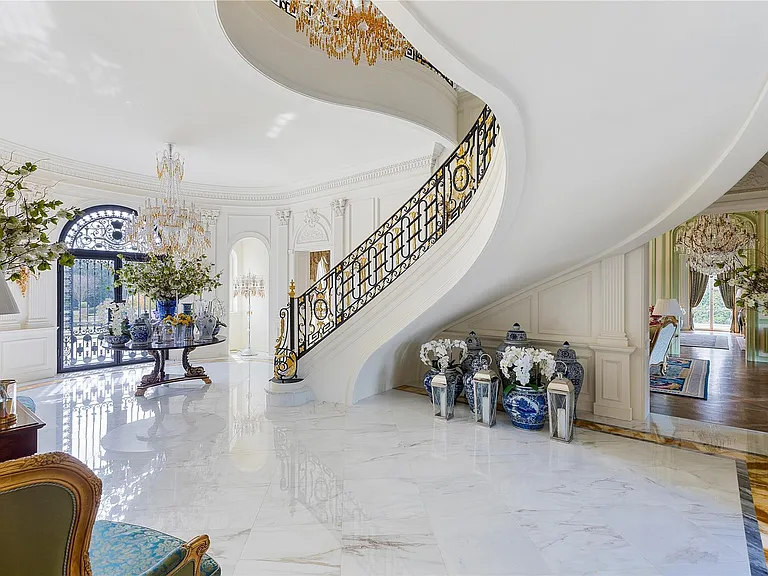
[{"xmin": 24, "ymin": 360, "xmax": 754, "ymax": 575}]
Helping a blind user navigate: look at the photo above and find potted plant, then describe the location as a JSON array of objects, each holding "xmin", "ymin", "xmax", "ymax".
[
  {"xmin": 0, "ymin": 160, "xmax": 76, "ymax": 311},
  {"xmin": 724, "ymin": 263, "xmax": 768, "ymax": 314},
  {"xmin": 419, "ymin": 339, "xmax": 468, "ymax": 402},
  {"xmin": 166, "ymin": 313, "xmax": 194, "ymax": 343},
  {"xmin": 498, "ymin": 346, "xmax": 556, "ymax": 430},
  {"xmin": 115, "ymin": 254, "xmax": 222, "ymax": 319},
  {"xmin": 96, "ymin": 299, "xmax": 135, "ymax": 347}
]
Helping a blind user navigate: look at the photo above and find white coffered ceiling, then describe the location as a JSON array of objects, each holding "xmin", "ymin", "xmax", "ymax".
[{"xmin": 0, "ymin": 1, "xmax": 438, "ymax": 191}]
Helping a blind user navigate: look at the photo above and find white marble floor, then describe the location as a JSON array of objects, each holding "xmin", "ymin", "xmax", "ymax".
[{"xmin": 24, "ymin": 359, "xmax": 751, "ymax": 575}]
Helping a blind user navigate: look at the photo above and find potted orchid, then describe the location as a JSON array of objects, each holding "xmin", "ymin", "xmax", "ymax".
[
  {"xmin": 96, "ymin": 299, "xmax": 135, "ymax": 348},
  {"xmin": 498, "ymin": 346, "xmax": 556, "ymax": 430},
  {"xmin": 419, "ymin": 339, "xmax": 468, "ymax": 403},
  {"xmin": 723, "ymin": 264, "xmax": 768, "ymax": 314}
]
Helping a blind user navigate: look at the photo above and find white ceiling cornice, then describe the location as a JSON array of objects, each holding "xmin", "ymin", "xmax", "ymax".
[{"xmin": 0, "ymin": 139, "xmax": 431, "ymax": 204}]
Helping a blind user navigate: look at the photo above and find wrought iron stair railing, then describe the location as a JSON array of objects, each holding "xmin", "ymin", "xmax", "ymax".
[{"xmin": 273, "ymin": 106, "xmax": 499, "ymax": 380}]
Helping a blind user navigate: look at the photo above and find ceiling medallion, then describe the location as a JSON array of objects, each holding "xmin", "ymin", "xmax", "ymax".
[
  {"xmin": 128, "ymin": 144, "xmax": 211, "ymax": 260},
  {"xmin": 289, "ymin": 0, "xmax": 409, "ymax": 65},
  {"xmin": 675, "ymin": 214, "xmax": 756, "ymax": 274}
]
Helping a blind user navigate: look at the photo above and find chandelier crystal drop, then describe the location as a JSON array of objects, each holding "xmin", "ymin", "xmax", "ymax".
[
  {"xmin": 289, "ymin": 0, "xmax": 409, "ymax": 66},
  {"xmin": 675, "ymin": 214, "xmax": 756, "ymax": 274},
  {"xmin": 129, "ymin": 144, "xmax": 211, "ymax": 261},
  {"xmin": 233, "ymin": 273, "xmax": 266, "ymax": 299}
]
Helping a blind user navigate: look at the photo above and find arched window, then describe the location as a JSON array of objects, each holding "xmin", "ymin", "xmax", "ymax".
[{"xmin": 57, "ymin": 205, "xmax": 152, "ymax": 372}]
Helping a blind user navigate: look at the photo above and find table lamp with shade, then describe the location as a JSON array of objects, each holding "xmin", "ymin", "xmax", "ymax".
[
  {"xmin": 0, "ymin": 277, "xmax": 19, "ymax": 315},
  {"xmin": 653, "ymin": 298, "xmax": 683, "ymax": 319}
]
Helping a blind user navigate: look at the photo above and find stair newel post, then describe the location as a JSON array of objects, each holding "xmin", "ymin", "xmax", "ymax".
[{"xmin": 288, "ymin": 279, "xmax": 296, "ymax": 355}]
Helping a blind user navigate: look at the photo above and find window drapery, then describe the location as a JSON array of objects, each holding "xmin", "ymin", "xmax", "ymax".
[
  {"xmin": 717, "ymin": 271, "xmax": 737, "ymax": 332},
  {"xmin": 687, "ymin": 268, "xmax": 708, "ymax": 330}
]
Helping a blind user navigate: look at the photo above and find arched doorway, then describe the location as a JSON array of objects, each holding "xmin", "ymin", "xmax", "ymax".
[
  {"xmin": 57, "ymin": 205, "xmax": 152, "ymax": 372},
  {"xmin": 229, "ymin": 237, "xmax": 269, "ymax": 355}
]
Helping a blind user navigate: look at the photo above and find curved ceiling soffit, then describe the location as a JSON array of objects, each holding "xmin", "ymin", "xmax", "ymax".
[
  {"xmin": 0, "ymin": 138, "xmax": 432, "ymax": 206},
  {"xmin": 375, "ymin": 1, "xmax": 528, "ymax": 244},
  {"xmin": 214, "ymin": 0, "xmax": 458, "ymax": 146},
  {"xmin": 387, "ymin": 1, "xmax": 768, "ymax": 271}
]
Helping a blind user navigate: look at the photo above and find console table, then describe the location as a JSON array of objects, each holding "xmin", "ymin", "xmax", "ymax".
[
  {"xmin": 116, "ymin": 337, "xmax": 226, "ymax": 397},
  {"xmin": 0, "ymin": 402, "xmax": 45, "ymax": 463}
]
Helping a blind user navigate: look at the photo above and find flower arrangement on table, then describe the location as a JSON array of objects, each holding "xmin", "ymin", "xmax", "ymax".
[
  {"xmin": 115, "ymin": 255, "xmax": 222, "ymax": 302},
  {"xmin": 165, "ymin": 313, "xmax": 193, "ymax": 326},
  {"xmin": 95, "ymin": 299, "xmax": 135, "ymax": 347},
  {"xmin": 0, "ymin": 160, "xmax": 76, "ymax": 295},
  {"xmin": 498, "ymin": 346, "xmax": 556, "ymax": 394},
  {"xmin": 419, "ymin": 339, "xmax": 468, "ymax": 371}
]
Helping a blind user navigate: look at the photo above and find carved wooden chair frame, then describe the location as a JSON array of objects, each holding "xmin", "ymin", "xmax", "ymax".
[
  {"xmin": 649, "ymin": 316, "xmax": 678, "ymax": 376},
  {"xmin": 0, "ymin": 452, "xmax": 101, "ymax": 576}
]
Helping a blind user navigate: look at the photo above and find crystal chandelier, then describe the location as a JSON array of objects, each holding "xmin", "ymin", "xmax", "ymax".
[
  {"xmin": 289, "ymin": 0, "xmax": 409, "ymax": 65},
  {"xmin": 129, "ymin": 144, "xmax": 210, "ymax": 260},
  {"xmin": 675, "ymin": 214, "xmax": 756, "ymax": 274}
]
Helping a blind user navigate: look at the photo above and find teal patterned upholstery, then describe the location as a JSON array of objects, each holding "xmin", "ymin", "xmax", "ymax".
[{"xmin": 90, "ymin": 521, "xmax": 221, "ymax": 576}]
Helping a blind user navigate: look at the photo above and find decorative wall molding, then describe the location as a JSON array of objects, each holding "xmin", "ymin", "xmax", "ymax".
[
  {"xmin": 200, "ymin": 208, "xmax": 221, "ymax": 225},
  {"xmin": 304, "ymin": 208, "xmax": 319, "ymax": 227},
  {"xmin": 331, "ymin": 198, "xmax": 348, "ymax": 218},
  {"xmin": 0, "ymin": 140, "xmax": 432, "ymax": 204},
  {"xmin": 276, "ymin": 209, "xmax": 292, "ymax": 225}
]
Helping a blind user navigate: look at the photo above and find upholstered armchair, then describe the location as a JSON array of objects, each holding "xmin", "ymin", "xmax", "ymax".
[
  {"xmin": 0, "ymin": 452, "xmax": 220, "ymax": 576},
  {"xmin": 650, "ymin": 317, "xmax": 677, "ymax": 375}
]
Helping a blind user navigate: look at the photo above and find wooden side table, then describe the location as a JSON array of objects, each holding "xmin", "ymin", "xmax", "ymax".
[{"xmin": 0, "ymin": 402, "xmax": 45, "ymax": 463}]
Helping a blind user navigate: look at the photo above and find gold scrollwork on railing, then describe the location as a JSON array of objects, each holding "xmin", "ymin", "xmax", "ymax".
[{"xmin": 274, "ymin": 106, "xmax": 498, "ymax": 377}]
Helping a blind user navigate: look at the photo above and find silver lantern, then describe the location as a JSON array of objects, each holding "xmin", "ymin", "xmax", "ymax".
[
  {"xmin": 471, "ymin": 354, "xmax": 499, "ymax": 427},
  {"xmin": 431, "ymin": 372, "xmax": 455, "ymax": 420},
  {"xmin": 547, "ymin": 362, "xmax": 575, "ymax": 442}
]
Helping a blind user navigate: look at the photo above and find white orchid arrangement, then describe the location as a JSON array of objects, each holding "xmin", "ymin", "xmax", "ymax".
[
  {"xmin": 724, "ymin": 265, "xmax": 768, "ymax": 314},
  {"xmin": 499, "ymin": 346, "xmax": 556, "ymax": 394},
  {"xmin": 420, "ymin": 339, "xmax": 468, "ymax": 371},
  {"xmin": 95, "ymin": 299, "xmax": 135, "ymax": 336}
]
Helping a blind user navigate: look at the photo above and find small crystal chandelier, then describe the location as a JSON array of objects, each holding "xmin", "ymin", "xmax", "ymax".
[
  {"xmin": 289, "ymin": 0, "xmax": 409, "ymax": 65},
  {"xmin": 129, "ymin": 144, "xmax": 210, "ymax": 260},
  {"xmin": 675, "ymin": 214, "xmax": 756, "ymax": 274}
]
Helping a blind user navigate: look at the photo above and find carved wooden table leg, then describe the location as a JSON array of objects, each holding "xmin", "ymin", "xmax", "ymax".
[
  {"xmin": 136, "ymin": 350, "xmax": 164, "ymax": 396},
  {"xmin": 182, "ymin": 347, "xmax": 211, "ymax": 385}
]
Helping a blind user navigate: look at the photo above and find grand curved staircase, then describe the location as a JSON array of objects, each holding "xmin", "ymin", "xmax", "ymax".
[{"xmin": 272, "ymin": 105, "xmax": 499, "ymax": 396}]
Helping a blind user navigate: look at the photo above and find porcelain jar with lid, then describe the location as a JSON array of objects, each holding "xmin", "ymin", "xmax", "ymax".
[{"xmin": 554, "ymin": 341, "xmax": 584, "ymax": 410}]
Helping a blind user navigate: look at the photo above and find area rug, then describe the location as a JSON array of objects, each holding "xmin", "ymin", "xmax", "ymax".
[
  {"xmin": 650, "ymin": 357, "xmax": 710, "ymax": 400},
  {"xmin": 680, "ymin": 332, "xmax": 730, "ymax": 350}
]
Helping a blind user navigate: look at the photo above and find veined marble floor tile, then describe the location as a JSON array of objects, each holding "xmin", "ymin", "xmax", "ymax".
[
  {"xmin": 239, "ymin": 525, "xmax": 342, "ymax": 573},
  {"xmin": 514, "ymin": 509, "xmax": 656, "ymax": 575},
  {"xmin": 599, "ymin": 503, "xmax": 746, "ymax": 568},
  {"xmin": 432, "ymin": 513, "xmax": 553, "ymax": 575},
  {"xmin": 23, "ymin": 366, "xmax": 758, "ymax": 576}
]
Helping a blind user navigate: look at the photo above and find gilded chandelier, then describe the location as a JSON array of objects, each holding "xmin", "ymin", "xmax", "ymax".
[
  {"xmin": 289, "ymin": 0, "xmax": 409, "ymax": 65},
  {"xmin": 129, "ymin": 144, "xmax": 211, "ymax": 261},
  {"xmin": 675, "ymin": 214, "xmax": 756, "ymax": 274}
]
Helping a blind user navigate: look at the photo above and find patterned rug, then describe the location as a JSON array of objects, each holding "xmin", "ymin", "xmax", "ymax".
[
  {"xmin": 680, "ymin": 332, "xmax": 730, "ymax": 350},
  {"xmin": 650, "ymin": 357, "xmax": 710, "ymax": 400}
]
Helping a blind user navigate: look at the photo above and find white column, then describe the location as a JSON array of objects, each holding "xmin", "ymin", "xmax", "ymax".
[
  {"xmin": 27, "ymin": 270, "xmax": 55, "ymax": 328},
  {"xmin": 331, "ymin": 198, "xmax": 348, "ymax": 266},
  {"xmin": 276, "ymin": 209, "xmax": 291, "ymax": 298},
  {"xmin": 590, "ymin": 253, "xmax": 636, "ymax": 421},
  {"xmin": 597, "ymin": 254, "xmax": 628, "ymax": 347}
]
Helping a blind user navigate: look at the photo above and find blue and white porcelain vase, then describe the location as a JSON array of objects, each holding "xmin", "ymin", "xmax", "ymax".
[
  {"xmin": 195, "ymin": 311, "xmax": 217, "ymax": 342},
  {"xmin": 129, "ymin": 313, "xmax": 152, "ymax": 346},
  {"xmin": 155, "ymin": 299, "xmax": 177, "ymax": 320},
  {"xmin": 502, "ymin": 385, "xmax": 548, "ymax": 430},
  {"xmin": 555, "ymin": 341, "xmax": 584, "ymax": 409},
  {"xmin": 461, "ymin": 331, "xmax": 485, "ymax": 412},
  {"xmin": 423, "ymin": 366, "xmax": 463, "ymax": 403},
  {"xmin": 182, "ymin": 302, "xmax": 194, "ymax": 316}
]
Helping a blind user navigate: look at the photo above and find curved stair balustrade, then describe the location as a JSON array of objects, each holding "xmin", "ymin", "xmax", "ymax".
[
  {"xmin": 269, "ymin": 0, "xmax": 456, "ymax": 88},
  {"xmin": 273, "ymin": 106, "xmax": 499, "ymax": 381}
]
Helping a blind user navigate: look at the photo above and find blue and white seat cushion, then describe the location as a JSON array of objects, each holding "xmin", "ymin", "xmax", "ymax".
[{"xmin": 90, "ymin": 520, "xmax": 221, "ymax": 576}]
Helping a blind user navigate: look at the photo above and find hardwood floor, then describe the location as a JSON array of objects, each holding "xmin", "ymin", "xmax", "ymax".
[{"xmin": 651, "ymin": 332, "xmax": 768, "ymax": 433}]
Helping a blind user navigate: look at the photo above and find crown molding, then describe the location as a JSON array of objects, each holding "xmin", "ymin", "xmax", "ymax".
[{"xmin": 0, "ymin": 139, "xmax": 432, "ymax": 204}]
